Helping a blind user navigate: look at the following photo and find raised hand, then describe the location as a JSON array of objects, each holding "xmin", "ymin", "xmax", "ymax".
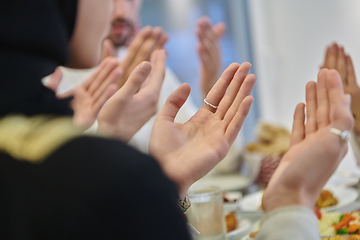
[
  {"xmin": 322, "ymin": 43, "xmax": 360, "ymax": 132},
  {"xmin": 263, "ymin": 69, "xmax": 354, "ymax": 213},
  {"xmin": 116, "ymin": 26, "xmax": 168, "ymax": 89},
  {"xmin": 97, "ymin": 50, "xmax": 166, "ymax": 142},
  {"xmin": 196, "ymin": 17, "xmax": 226, "ymax": 97},
  {"xmin": 149, "ymin": 62, "xmax": 256, "ymax": 198},
  {"xmin": 46, "ymin": 58, "xmax": 121, "ymax": 131}
]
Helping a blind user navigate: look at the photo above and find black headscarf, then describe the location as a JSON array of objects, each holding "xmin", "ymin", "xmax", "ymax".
[{"xmin": 0, "ymin": 0, "xmax": 78, "ymax": 117}]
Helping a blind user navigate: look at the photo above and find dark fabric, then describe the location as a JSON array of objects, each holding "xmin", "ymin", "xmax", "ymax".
[
  {"xmin": 0, "ymin": 136, "xmax": 191, "ymax": 240},
  {"xmin": 0, "ymin": 0, "xmax": 77, "ymax": 117}
]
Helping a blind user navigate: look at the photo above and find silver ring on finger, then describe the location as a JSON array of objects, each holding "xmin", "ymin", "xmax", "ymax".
[
  {"xmin": 204, "ymin": 99, "xmax": 218, "ymax": 109},
  {"xmin": 329, "ymin": 128, "xmax": 351, "ymax": 144}
]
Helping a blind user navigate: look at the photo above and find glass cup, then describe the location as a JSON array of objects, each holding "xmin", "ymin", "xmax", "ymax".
[{"xmin": 186, "ymin": 186, "xmax": 227, "ymax": 240}]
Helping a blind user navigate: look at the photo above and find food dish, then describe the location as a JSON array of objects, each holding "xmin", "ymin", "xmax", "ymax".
[
  {"xmin": 190, "ymin": 174, "xmax": 251, "ymax": 192},
  {"xmin": 240, "ymin": 188, "xmax": 358, "ymax": 212},
  {"xmin": 225, "ymin": 211, "xmax": 251, "ymax": 240}
]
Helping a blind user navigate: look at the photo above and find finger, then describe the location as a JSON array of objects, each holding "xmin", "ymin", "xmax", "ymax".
[
  {"xmin": 141, "ymin": 50, "xmax": 166, "ymax": 94},
  {"xmin": 88, "ymin": 58, "xmax": 119, "ymax": 95},
  {"xmin": 213, "ymin": 22, "xmax": 226, "ymax": 39},
  {"xmin": 214, "ymin": 62, "xmax": 252, "ymax": 117},
  {"xmin": 325, "ymin": 43, "xmax": 338, "ymax": 69},
  {"xmin": 122, "ymin": 26, "xmax": 153, "ymax": 69},
  {"xmin": 154, "ymin": 33, "xmax": 169, "ymax": 50},
  {"xmin": 157, "ymin": 83, "xmax": 191, "ymax": 122},
  {"xmin": 196, "ymin": 25, "xmax": 220, "ymax": 67},
  {"xmin": 322, "ymin": 45, "xmax": 331, "ymax": 69},
  {"xmin": 346, "ymin": 54, "xmax": 358, "ymax": 89},
  {"xmin": 203, "ymin": 63, "xmax": 240, "ymax": 112},
  {"xmin": 316, "ymin": 69, "xmax": 330, "ymax": 128},
  {"xmin": 225, "ymin": 96, "xmax": 254, "ymax": 143},
  {"xmin": 199, "ymin": 17, "xmax": 218, "ymax": 43},
  {"xmin": 305, "ymin": 81, "xmax": 318, "ymax": 135},
  {"xmin": 290, "ymin": 103, "xmax": 306, "ymax": 147},
  {"xmin": 81, "ymin": 57, "xmax": 113, "ymax": 89},
  {"xmin": 222, "ymin": 74, "xmax": 256, "ymax": 126},
  {"xmin": 46, "ymin": 67, "xmax": 63, "ymax": 93},
  {"xmin": 197, "ymin": 43, "xmax": 215, "ymax": 71},
  {"xmin": 131, "ymin": 27, "xmax": 164, "ymax": 66},
  {"xmin": 336, "ymin": 46, "xmax": 347, "ymax": 84},
  {"xmin": 102, "ymin": 39, "xmax": 116, "ymax": 59},
  {"xmin": 92, "ymin": 67, "xmax": 123, "ymax": 104},
  {"xmin": 92, "ymin": 84, "xmax": 118, "ymax": 116},
  {"xmin": 119, "ymin": 62, "xmax": 152, "ymax": 98},
  {"xmin": 326, "ymin": 69, "xmax": 354, "ymax": 130}
]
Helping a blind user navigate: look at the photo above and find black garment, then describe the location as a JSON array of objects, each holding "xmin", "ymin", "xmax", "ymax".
[
  {"xmin": 0, "ymin": 1, "xmax": 191, "ymax": 239},
  {"xmin": 0, "ymin": 0, "xmax": 77, "ymax": 117},
  {"xmin": 0, "ymin": 137, "xmax": 191, "ymax": 240}
]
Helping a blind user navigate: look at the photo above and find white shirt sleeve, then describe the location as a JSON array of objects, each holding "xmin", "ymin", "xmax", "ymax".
[{"xmin": 256, "ymin": 206, "xmax": 320, "ymax": 240}]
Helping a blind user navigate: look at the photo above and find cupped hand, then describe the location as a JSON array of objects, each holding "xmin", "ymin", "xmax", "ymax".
[
  {"xmin": 322, "ymin": 42, "xmax": 360, "ymax": 132},
  {"xmin": 46, "ymin": 58, "xmax": 121, "ymax": 131},
  {"xmin": 263, "ymin": 69, "xmax": 354, "ymax": 213},
  {"xmin": 196, "ymin": 17, "xmax": 226, "ymax": 97},
  {"xmin": 97, "ymin": 50, "xmax": 166, "ymax": 142},
  {"xmin": 149, "ymin": 62, "xmax": 256, "ymax": 198}
]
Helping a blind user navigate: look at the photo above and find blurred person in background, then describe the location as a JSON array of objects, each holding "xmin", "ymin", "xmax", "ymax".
[
  {"xmin": 0, "ymin": 0, "xmax": 256, "ymax": 238},
  {"xmin": 321, "ymin": 43, "xmax": 360, "ymax": 165},
  {"xmin": 52, "ymin": 0, "xmax": 236, "ymax": 162}
]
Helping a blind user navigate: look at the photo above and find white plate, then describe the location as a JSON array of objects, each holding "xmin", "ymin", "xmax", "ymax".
[
  {"xmin": 320, "ymin": 187, "xmax": 358, "ymax": 212},
  {"xmin": 325, "ymin": 174, "xmax": 359, "ymax": 189},
  {"xmin": 239, "ymin": 191, "xmax": 264, "ymax": 212},
  {"xmin": 190, "ymin": 174, "xmax": 251, "ymax": 192},
  {"xmin": 239, "ymin": 188, "xmax": 359, "ymax": 212}
]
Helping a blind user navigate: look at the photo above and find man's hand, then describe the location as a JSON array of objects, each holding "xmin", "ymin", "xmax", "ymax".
[
  {"xmin": 149, "ymin": 62, "xmax": 256, "ymax": 198},
  {"xmin": 196, "ymin": 17, "xmax": 226, "ymax": 97},
  {"xmin": 46, "ymin": 58, "xmax": 121, "ymax": 131},
  {"xmin": 322, "ymin": 43, "xmax": 360, "ymax": 132},
  {"xmin": 263, "ymin": 69, "xmax": 354, "ymax": 213},
  {"xmin": 111, "ymin": 26, "xmax": 168, "ymax": 89},
  {"xmin": 97, "ymin": 50, "xmax": 166, "ymax": 142}
]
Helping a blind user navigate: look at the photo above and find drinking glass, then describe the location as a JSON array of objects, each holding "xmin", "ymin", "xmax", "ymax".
[{"xmin": 186, "ymin": 186, "xmax": 227, "ymax": 240}]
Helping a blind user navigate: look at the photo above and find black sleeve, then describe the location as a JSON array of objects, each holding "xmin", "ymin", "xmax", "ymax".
[{"xmin": 0, "ymin": 136, "xmax": 191, "ymax": 240}]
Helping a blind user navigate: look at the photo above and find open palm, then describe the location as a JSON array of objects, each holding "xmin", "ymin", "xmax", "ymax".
[
  {"xmin": 263, "ymin": 69, "xmax": 354, "ymax": 212},
  {"xmin": 150, "ymin": 62, "xmax": 256, "ymax": 198},
  {"xmin": 97, "ymin": 50, "xmax": 166, "ymax": 142}
]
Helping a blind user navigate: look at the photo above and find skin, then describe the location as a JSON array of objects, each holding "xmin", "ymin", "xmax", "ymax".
[
  {"xmin": 196, "ymin": 17, "xmax": 226, "ymax": 96},
  {"xmin": 263, "ymin": 69, "xmax": 354, "ymax": 213},
  {"xmin": 150, "ymin": 62, "xmax": 256, "ymax": 198},
  {"xmin": 50, "ymin": 1, "xmax": 257, "ymax": 200},
  {"xmin": 48, "ymin": 0, "xmax": 167, "ymax": 140},
  {"xmin": 322, "ymin": 43, "xmax": 360, "ymax": 133}
]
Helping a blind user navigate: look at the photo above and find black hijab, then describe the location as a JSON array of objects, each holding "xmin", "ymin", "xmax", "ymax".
[{"xmin": 0, "ymin": 0, "xmax": 78, "ymax": 117}]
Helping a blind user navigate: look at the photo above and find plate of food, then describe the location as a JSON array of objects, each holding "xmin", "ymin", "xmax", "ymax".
[
  {"xmin": 241, "ymin": 207, "xmax": 360, "ymax": 239},
  {"xmin": 240, "ymin": 188, "xmax": 358, "ymax": 212},
  {"xmin": 223, "ymin": 191, "xmax": 243, "ymax": 214},
  {"xmin": 225, "ymin": 212, "xmax": 251, "ymax": 240}
]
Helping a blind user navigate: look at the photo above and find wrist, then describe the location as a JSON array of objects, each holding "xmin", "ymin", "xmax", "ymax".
[{"xmin": 263, "ymin": 187, "xmax": 314, "ymax": 213}]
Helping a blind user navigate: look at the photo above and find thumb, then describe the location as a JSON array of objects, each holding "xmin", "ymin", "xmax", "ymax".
[
  {"xmin": 102, "ymin": 39, "xmax": 116, "ymax": 59},
  {"xmin": 158, "ymin": 83, "xmax": 191, "ymax": 122},
  {"xmin": 213, "ymin": 23, "xmax": 226, "ymax": 39},
  {"xmin": 46, "ymin": 67, "xmax": 63, "ymax": 93}
]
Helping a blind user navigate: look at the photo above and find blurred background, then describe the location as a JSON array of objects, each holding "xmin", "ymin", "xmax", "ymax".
[
  {"xmin": 141, "ymin": 0, "xmax": 360, "ymax": 173},
  {"xmin": 141, "ymin": 0, "xmax": 259, "ymax": 142}
]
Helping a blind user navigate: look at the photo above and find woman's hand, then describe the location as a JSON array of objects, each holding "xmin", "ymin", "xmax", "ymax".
[
  {"xmin": 149, "ymin": 62, "xmax": 256, "ymax": 198},
  {"xmin": 97, "ymin": 50, "xmax": 166, "ymax": 142},
  {"xmin": 263, "ymin": 69, "xmax": 354, "ymax": 213}
]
